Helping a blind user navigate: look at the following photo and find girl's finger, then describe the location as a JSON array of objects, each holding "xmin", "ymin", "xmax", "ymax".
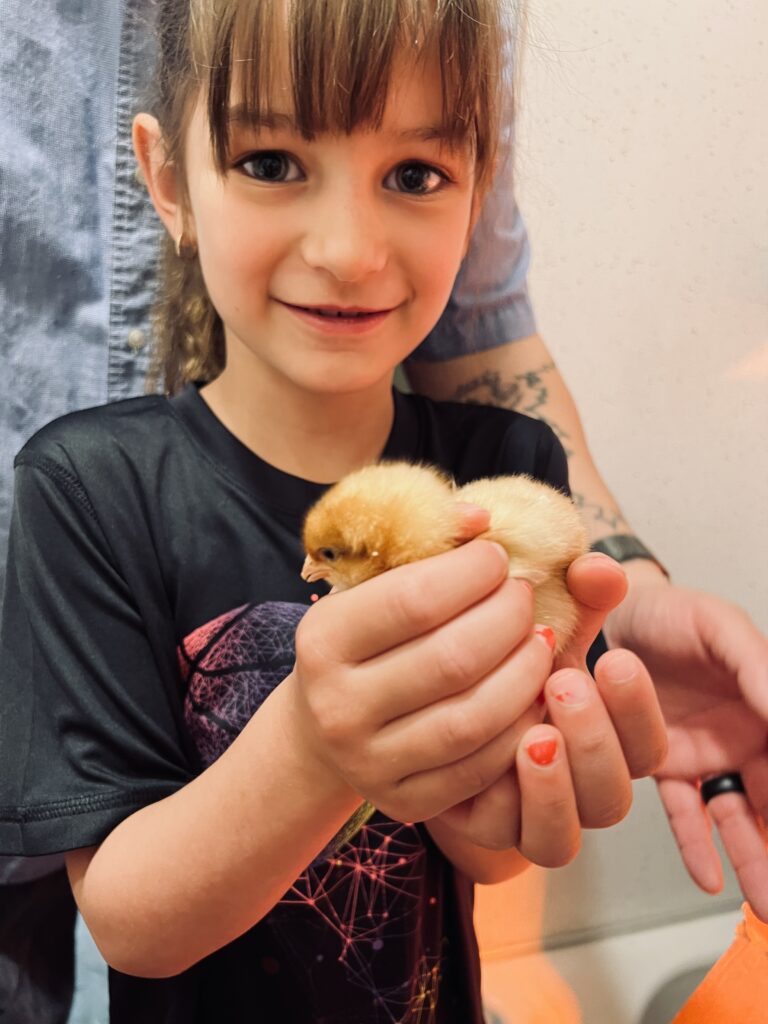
[
  {"xmin": 557, "ymin": 553, "xmax": 628, "ymax": 671},
  {"xmin": 379, "ymin": 632, "xmax": 551, "ymax": 780},
  {"xmin": 311, "ymin": 538, "xmax": 511, "ymax": 664},
  {"xmin": 361, "ymin": 576, "xmax": 536, "ymax": 725},
  {"xmin": 435, "ymin": 770, "xmax": 522, "ymax": 851},
  {"xmin": 516, "ymin": 725, "xmax": 581, "ymax": 868},
  {"xmin": 454, "ymin": 502, "xmax": 492, "ymax": 542},
  {"xmin": 387, "ymin": 700, "xmax": 545, "ymax": 822},
  {"xmin": 593, "ymin": 648, "xmax": 668, "ymax": 778},
  {"xmin": 543, "ymin": 667, "xmax": 633, "ymax": 829}
]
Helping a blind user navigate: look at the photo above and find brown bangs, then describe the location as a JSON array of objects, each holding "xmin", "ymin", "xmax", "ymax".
[{"xmin": 193, "ymin": 0, "xmax": 505, "ymax": 192}]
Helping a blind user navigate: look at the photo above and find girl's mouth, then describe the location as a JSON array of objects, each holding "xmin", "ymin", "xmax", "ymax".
[
  {"xmin": 300, "ymin": 306, "xmax": 382, "ymax": 318},
  {"xmin": 279, "ymin": 301, "xmax": 395, "ymax": 334}
]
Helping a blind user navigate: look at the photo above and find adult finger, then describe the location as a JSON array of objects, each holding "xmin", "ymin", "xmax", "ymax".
[
  {"xmin": 302, "ymin": 539, "xmax": 510, "ymax": 664},
  {"xmin": 695, "ymin": 596, "xmax": 768, "ymax": 721},
  {"xmin": 656, "ymin": 777, "xmax": 724, "ymax": 894},
  {"xmin": 593, "ymin": 648, "xmax": 668, "ymax": 778},
  {"xmin": 557, "ymin": 553, "xmax": 628, "ymax": 671},
  {"xmin": 657, "ymin": 772, "xmax": 768, "ymax": 921},
  {"xmin": 705, "ymin": 786, "xmax": 768, "ymax": 923},
  {"xmin": 516, "ymin": 724, "xmax": 581, "ymax": 868},
  {"xmin": 543, "ymin": 667, "xmax": 633, "ymax": 829},
  {"xmin": 742, "ymin": 756, "xmax": 768, "ymax": 829}
]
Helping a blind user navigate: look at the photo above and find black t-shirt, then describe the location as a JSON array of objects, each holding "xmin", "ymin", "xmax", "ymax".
[{"xmin": 0, "ymin": 385, "xmax": 568, "ymax": 1023}]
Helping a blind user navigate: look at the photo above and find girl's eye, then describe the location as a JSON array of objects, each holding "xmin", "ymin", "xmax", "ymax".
[
  {"xmin": 237, "ymin": 151, "xmax": 303, "ymax": 183},
  {"xmin": 385, "ymin": 162, "xmax": 448, "ymax": 196}
]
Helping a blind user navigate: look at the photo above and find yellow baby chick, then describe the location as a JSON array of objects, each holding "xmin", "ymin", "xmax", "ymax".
[{"xmin": 302, "ymin": 461, "xmax": 588, "ymax": 654}]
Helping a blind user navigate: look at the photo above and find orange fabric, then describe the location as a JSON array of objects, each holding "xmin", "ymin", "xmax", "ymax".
[
  {"xmin": 671, "ymin": 904, "xmax": 768, "ymax": 1024},
  {"xmin": 476, "ymin": 870, "xmax": 582, "ymax": 1023}
]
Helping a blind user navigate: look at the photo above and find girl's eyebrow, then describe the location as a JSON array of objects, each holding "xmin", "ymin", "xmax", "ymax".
[{"xmin": 226, "ymin": 103, "xmax": 457, "ymax": 144}]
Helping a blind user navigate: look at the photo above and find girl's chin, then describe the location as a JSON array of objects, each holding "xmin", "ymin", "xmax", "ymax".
[
  {"xmin": 289, "ymin": 368, "xmax": 396, "ymax": 398},
  {"xmin": 271, "ymin": 351, "xmax": 400, "ymax": 394}
]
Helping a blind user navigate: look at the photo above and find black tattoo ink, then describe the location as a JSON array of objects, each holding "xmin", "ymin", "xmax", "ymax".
[
  {"xmin": 451, "ymin": 367, "xmax": 630, "ymax": 534},
  {"xmin": 572, "ymin": 495, "xmax": 629, "ymax": 533},
  {"xmin": 450, "ymin": 365, "xmax": 575, "ymax": 456}
]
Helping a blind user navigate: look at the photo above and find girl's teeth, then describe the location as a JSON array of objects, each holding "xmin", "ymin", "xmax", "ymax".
[{"xmin": 313, "ymin": 309, "xmax": 367, "ymax": 318}]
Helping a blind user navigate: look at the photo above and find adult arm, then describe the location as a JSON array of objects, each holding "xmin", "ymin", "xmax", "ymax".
[{"xmin": 406, "ymin": 332, "xmax": 637, "ymax": 548}]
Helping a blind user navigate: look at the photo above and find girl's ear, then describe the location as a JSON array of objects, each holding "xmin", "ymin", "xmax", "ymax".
[{"xmin": 132, "ymin": 113, "xmax": 192, "ymax": 244}]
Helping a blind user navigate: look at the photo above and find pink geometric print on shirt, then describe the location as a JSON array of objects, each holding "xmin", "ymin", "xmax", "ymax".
[
  {"xmin": 180, "ymin": 601, "xmax": 307, "ymax": 767},
  {"xmin": 177, "ymin": 604, "xmax": 248, "ymax": 668},
  {"xmin": 273, "ymin": 816, "xmax": 443, "ymax": 1022},
  {"xmin": 178, "ymin": 602, "xmax": 442, "ymax": 1023}
]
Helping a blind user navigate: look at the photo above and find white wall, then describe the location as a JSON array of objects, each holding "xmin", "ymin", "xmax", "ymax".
[
  {"xmin": 502, "ymin": 0, "xmax": 766, "ymax": 956},
  {"xmin": 516, "ymin": 0, "xmax": 767, "ymax": 626}
]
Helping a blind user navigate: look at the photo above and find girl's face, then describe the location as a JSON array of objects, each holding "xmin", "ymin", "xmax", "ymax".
[{"xmin": 181, "ymin": 47, "xmax": 480, "ymax": 399}]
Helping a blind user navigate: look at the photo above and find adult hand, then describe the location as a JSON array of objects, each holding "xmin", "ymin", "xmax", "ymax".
[{"xmin": 605, "ymin": 575, "xmax": 768, "ymax": 920}]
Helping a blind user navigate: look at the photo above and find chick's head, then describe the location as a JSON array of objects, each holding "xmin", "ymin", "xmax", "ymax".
[{"xmin": 301, "ymin": 461, "xmax": 460, "ymax": 591}]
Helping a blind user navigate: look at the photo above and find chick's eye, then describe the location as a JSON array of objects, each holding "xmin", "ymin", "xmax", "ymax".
[
  {"xmin": 237, "ymin": 151, "xmax": 303, "ymax": 183},
  {"xmin": 319, "ymin": 548, "xmax": 337, "ymax": 561},
  {"xmin": 385, "ymin": 161, "xmax": 447, "ymax": 196}
]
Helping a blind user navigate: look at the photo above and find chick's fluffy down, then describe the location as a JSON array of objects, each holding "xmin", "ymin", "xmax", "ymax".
[{"xmin": 302, "ymin": 461, "xmax": 588, "ymax": 651}]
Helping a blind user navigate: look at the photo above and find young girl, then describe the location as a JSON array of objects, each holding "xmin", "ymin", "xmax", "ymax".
[{"xmin": 0, "ymin": 0, "xmax": 664, "ymax": 1020}]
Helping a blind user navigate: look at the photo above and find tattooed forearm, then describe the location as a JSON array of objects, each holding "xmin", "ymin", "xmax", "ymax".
[
  {"xmin": 449, "ymin": 364, "xmax": 552, "ymax": 415},
  {"xmin": 449, "ymin": 364, "xmax": 631, "ymax": 539},
  {"xmin": 570, "ymin": 494, "xmax": 630, "ymax": 535},
  {"xmin": 449, "ymin": 364, "xmax": 575, "ymax": 457},
  {"xmin": 407, "ymin": 335, "xmax": 640, "ymax": 546}
]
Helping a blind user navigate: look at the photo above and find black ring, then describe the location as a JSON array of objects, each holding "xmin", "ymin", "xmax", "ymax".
[{"xmin": 700, "ymin": 773, "xmax": 746, "ymax": 804}]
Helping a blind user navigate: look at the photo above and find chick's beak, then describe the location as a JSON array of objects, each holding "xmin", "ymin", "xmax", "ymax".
[{"xmin": 301, "ymin": 555, "xmax": 330, "ymax": 583}]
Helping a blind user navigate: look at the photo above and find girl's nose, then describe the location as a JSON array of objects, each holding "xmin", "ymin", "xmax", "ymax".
[{"xmin": 300, "ymin": 192, "xmax": 388, "ymax": 283}]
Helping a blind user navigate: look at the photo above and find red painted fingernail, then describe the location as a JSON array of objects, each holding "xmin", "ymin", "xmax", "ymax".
[
  {"xmin": 534, "ymin": 626, "xmax": 556, "ymax": 652},
  {"xmin": 526, "ymin": 738, "xmax": 558, "ymax": 766},
  {"xmin": 551, "ymin": 675, "xmax": 589, "ymax": 706}
]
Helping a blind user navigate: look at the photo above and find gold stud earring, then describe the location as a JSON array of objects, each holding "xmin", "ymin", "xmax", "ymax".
[{"xmin": 175, "ymin": 232, "xmax": 198, "ymax": 262}]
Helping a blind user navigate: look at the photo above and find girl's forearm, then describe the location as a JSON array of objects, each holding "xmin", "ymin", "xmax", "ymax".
[{"xmin": 67, "ymin": 675, "xmax": 360, "ymax": 979}]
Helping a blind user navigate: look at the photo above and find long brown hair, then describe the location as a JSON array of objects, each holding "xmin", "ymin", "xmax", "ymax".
[{"xmin": 146, "ymin": 0, "xmax": 513, "ymax": 394}]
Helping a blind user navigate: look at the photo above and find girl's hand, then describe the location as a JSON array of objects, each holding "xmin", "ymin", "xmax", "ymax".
[
  {"xmin": 289, "ymin": 539, "xmax": 555, "ymax": 824},
  {"xmin": 427, "ymin": 555, "xmax": 667, "ymax": 866},
  {"xmin": 516, "ymin": 649, "xmax": 664, "ymax": 864},
  {"xmin": 548, "ymin": 554, "xmax": 669, "ymax": 822}
]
